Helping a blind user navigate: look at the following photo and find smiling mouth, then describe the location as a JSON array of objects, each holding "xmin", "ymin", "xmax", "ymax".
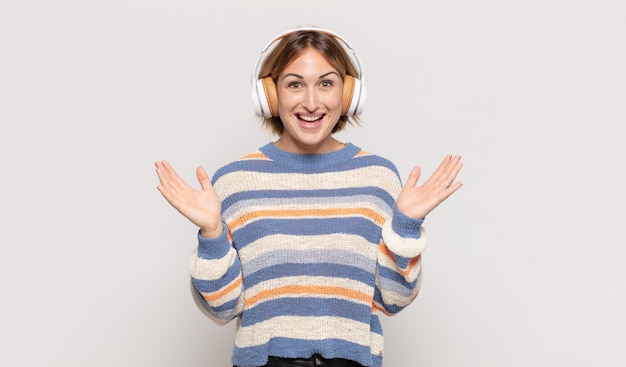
[{"xmin": 297, "ymin": 114, "xmax": 324, "ymax": 122}]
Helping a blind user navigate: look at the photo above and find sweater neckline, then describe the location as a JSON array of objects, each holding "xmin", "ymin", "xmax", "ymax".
[{"xmin": 259, "ymin": 142, "xmax": 361, "ymax": 170}]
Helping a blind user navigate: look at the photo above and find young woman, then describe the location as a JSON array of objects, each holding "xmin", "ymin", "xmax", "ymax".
[{"xmin": 155, "ymin": 27, "xmax": 463, "ymax": 367}]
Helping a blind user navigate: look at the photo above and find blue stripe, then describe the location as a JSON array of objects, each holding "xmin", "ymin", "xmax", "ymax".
[
  {"xmin": 244, "ymin": 262, "xmax": 375, "ymax": 289},
  {"xmin": 196, "ymin": 229, "xmax": 232, "ymax": 260},
  {"xmin": 370, "ymin": 353, "xmax": 382, "ymax": 367},
  {"xmin": 191, "ymin": 289, "xmax": 238, "ymax": 320},
  {"xmin": 191, "ymin": 263, "xmax": 240, "ymax": 293},
  {"xmin": 241, "ymin": 298, "xmax": 371, "ymax": 326},
  {"xmin": 388, "ymin": 252, "xmax": 415, "ymax": 270},
  {"xmin": 208, "ymin": 299, "xmax": 239, "ymax": 319},
  {"xmin": 370, "ymin": 313, "xmax": 383, "ymax": 335},
  {"xmin": 391, "ymin": 207, "xmax": 424, "ymax": 239},
  {"xmin": 212, "ymin": 146, "xmax": 399, "ymax": 179},
  {"xmin": 222, "ymin": 187, "xmax": 396, "ymax": 214},
  {"xmin": 377, "ymin": 265, "xmax": 419, "ymax": 290},
  {"xmin": 232, "ymin": 217, "xmax": 382, "ymax": 249},
  {"xmin": 373, "ymin": 287, "xmax": 406, "ymax": 315}
]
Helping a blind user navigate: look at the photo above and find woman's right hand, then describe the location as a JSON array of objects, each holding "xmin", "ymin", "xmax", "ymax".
[{"xmin": 155, "ymin": 160, "xmax": 223, "ymax": 238}]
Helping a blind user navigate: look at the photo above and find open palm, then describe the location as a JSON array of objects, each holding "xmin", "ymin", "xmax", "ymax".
[
  {"xmin": 396, "ymin": 155, "xmax": 464, "ymax": 220},
  {"xmin": 155, "ymin": 161, "xmax": 223, "ymax": 238}
]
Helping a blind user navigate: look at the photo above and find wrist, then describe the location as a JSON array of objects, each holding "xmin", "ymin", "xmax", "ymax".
[{"xmin": 200, "ymin": 224, "xmax": 223, "ymax": 239}]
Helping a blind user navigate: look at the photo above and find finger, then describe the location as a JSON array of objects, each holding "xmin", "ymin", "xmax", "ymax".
[
  {"xmin": 160, "ymin": 160, "xmax": 179, "ymax": 178},
  {"xmin": 156, "ymin": 161, "xmax": 178, "ymax": 200},
  {"xmin": 438, "ymin": 155, "xmax": 463, "ymax": 184},
  {"xmin": 405, "ymin": 166, "xmax": 422, "ymax": 187},
  {"xmin": 159, "ymin": 160, "xmax": 190, "ymax": 190},
  {"xmin": 441, "ymin": 155, "xmax": 461, "ymax": 173},
  {"xmin": 449, "ymin": 157, "xmax": 463, "ymax": 178},
  {"xmin": 422, "ymin": 156, "xmax": 451, "ymax": 188},
  {"xmin": 444, "ymin": 156, "xmax": 463, "ymax": 184},
  {"xmin": 156, "ymin": 182, "xmax": 171, "ymax": 201},
  {"xmin": 155, "ymin": 160, "xmax": 171, "ymax": 187},
  {"xmin": 155, "ymin": 160, "xmax": 175, "ymax": 181},
  {"xmin": 445, "ymin": 181, "xmax": 463, "ymax": 196},
  {"xmin": 421, "ymin": 156, "xmax": 459, "ymax": 192},
  {"xmin": 429, "ymin": 155, "xmax": 453, "ymax": 180},
  {"xmin": 196, "ymin": 166, "xmax": 212, "ymax": 191}
]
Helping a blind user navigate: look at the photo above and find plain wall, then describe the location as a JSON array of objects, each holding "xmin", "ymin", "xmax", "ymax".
[{"xmin": 1, "ymin": 0, "xmax": 624, "ymax": 366}]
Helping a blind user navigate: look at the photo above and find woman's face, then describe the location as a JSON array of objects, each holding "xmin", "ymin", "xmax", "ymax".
[{"xmin": 275, "ymin": 47, "xmax": 344, "ymax": 154}]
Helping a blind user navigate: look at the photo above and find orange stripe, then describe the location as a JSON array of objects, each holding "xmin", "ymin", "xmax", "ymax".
[
  {"xmin": 245, "ymin": 285, "xmax": 372, "ymax": 308},
  {"xmin": 241, "ymin": 152, "xmax": 268, "ymax": 160},
  {"xmin": 227, "ymin": 227, "xmax": 233, "ymax": 242},
  {"xmin": 404, "ymin": 255, "xmax": 421, "ymax": 277},
  {"xmin": 229, "ymin": 208, "xmax": 385, "ymax": 231},
  {"xmin": 372, "ymin": 303, "xmax": 391, "ymax": 315},
  {"xmin": 202, "ymin": 275, "xmax": 242, "ymax": 302},
  {"xmin": 379, "ymin": 242, "xmax": 394, "ymax": 260}
]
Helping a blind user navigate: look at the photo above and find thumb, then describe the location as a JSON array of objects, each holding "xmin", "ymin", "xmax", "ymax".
[
  {"xmin": 196, "ymin": 166, "xmax": 212, "ymax": 191},
  {"xmin": 405, "ymin": 166, "xmax": 422, "ymax": 187}
]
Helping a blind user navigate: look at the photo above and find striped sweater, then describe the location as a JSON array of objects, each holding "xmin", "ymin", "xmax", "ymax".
[{"xmin": 189, "ymin": 142, "xmax": 426, "ymax": 367}]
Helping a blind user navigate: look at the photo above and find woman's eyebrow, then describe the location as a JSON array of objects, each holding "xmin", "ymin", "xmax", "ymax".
[
  {"xmin": 282, "ymin": 71, "xmax": 340, "ymax": 80},
  {"xmin": 319, "ymin": 71, "xmax": 339, "ymax": 79},
  {"xmin": 283, "ymin": 73, "xmax": 304, "ymax": 79}
]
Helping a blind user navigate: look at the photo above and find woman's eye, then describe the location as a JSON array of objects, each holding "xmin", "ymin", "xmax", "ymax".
[
  {"xmin": 320, "ymin": 80, "xmax": 334, "ymax": 88},
  {"xmin": 287, "ymin": 81, "xmax": 302, "ymax": 89}
]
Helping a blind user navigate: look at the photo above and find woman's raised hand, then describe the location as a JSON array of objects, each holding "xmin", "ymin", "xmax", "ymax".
[
  {"xmin": 155, "ymin": 161, "xmax": 223, "ymax": 238},
  {"xmin": 396, "ymin": 155, "xmax": 464, "ymax": 220}
]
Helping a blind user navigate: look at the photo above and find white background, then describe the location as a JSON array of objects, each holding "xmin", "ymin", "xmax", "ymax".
[{"xmin": 1, "ymin": 1, "xmax": 624, "ymax": 366}]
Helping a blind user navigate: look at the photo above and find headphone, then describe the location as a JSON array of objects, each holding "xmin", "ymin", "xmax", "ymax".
[{"xmin": 251, "ymin": 26, "xmax": 367, "ymax": 119}]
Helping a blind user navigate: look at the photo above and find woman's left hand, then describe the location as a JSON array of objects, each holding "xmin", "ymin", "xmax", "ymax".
[{"xmin": 396, "ymin": 155, "xmax": 464, "ymax": 220}]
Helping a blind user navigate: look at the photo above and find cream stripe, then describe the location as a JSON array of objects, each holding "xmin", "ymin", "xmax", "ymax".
[
  {"xmin": 377, "ymin": 274, "xmax": 422, "ymax": 307},
  {"xmin": 189, "ymin": 247, "xmax": 238, "ymax": 281},
  {"xmin": 214, "ymin": 166, "xmax": 400, "ymax": 199},
  {"xmin": 370, "ymin": 329, "xmax": 384, "ymax": 357},
  {"xmin": 234, "ymin": 315, "xmax": 371, "ymax": 348},
  {"xmin": 238, "ymin": 233, "xmax": 378, "ymax": 260},
  {"xmin": 223, "ymin": 195, "xmax": 392, "ymax": 221},
  {"xmin": 224, "ymin": 201, "xmax": 392, "ymax": 232},
  {"xmin": 377, "ymin": 288, "xmax": 418, "ymax": 307},
  {"xmin": 381, "ymin": 223, "xmax": 428, "ymax": 258}
]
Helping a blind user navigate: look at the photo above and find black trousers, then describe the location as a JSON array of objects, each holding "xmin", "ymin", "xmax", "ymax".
[{"xmin": 234, "ymin": 354, "xmax": 365, "ymax": 367}]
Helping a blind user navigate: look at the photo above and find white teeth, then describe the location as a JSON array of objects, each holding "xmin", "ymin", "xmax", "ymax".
[{"xmin": 299, "ymin": 115, "xmax": 322, "ymax": 122}]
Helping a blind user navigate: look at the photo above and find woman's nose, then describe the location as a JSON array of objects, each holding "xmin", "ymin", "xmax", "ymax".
[{"xmin": 302, "ymin": 87, "xmax": 319, "ymax": 111}]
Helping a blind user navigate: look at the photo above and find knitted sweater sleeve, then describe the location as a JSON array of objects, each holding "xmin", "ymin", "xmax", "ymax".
[
  {"xmin": 189, "ymin": 224, "xmax": 244, "ymax": 325},
  {"xmin": 375, "ymin": 200, "xmax": 427, "ymax": 316}
]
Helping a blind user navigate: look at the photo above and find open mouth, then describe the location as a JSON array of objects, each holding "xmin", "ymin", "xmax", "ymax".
[{"xmin": 297, "ymin": 114, "xmax": 324, "ymax": 122}]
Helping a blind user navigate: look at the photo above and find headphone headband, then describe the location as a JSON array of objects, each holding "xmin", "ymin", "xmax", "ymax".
[{"xmin": 251, "ymin": 26, "xmax": 367, "ymax": 118}]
